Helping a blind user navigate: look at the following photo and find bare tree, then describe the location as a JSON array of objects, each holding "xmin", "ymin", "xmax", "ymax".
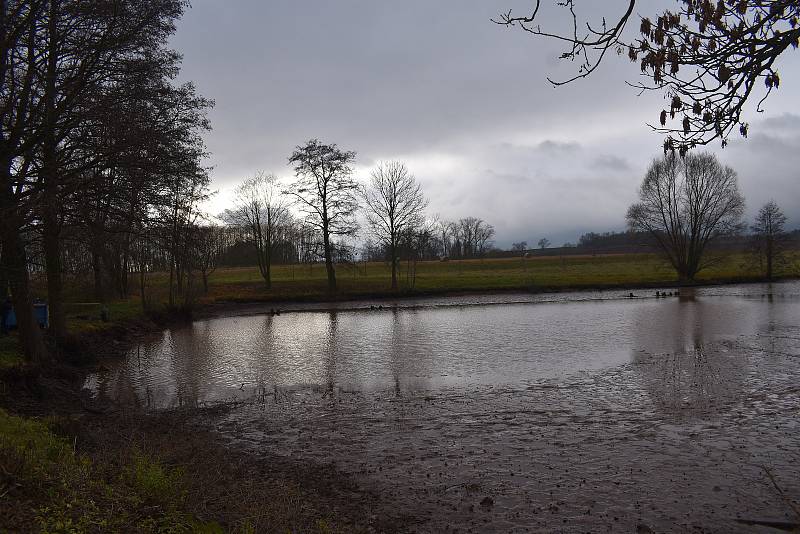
[
  {"xmin": 287, "ymin": 139, "xmax": 359, "ymax": 292},
  {"xmin": 475, "ymin": 222, "xmax": 496, "ymax": 256},
  {"xmin": 496, "ymin": 1, "xmax": 800, "ymax": 152},
  {"xmin": 401, "ymin": 221, "xmax": 436, "ymax": 290},
  {"xmin": 626, "ymin": 152, "xmax": 745, "ymax": 281},
  {"xmin": 434, "ymin": 216, "xmax": 454, "ymax": 259},
  {"xmin": 362, "ymin": 161, "xmax": 428, "ymax": 290},
  {"xmin": 750, "ymin": 200, "xmax": 789, "ymax": 280},
  {"xmin": 225, "ymin": 172, "xmax": 287, "ymax": 289},
  {"xmin": 537, "ymin": 238, "xmax": 551, "ymax": 250},
  {"xmin": 0, "ymin": 0, "xmax": 199, "ymax": 362},
  {"xmin": 194, "ymin": 224, "xmax": 224, "ymax": 293},
  {"xmin": 512, "ymin": 241, "xmax": 528, "ymax": 254},
  {"xmin": 454, "ymin": 217, "xmax": 495, "ymax": 258}
]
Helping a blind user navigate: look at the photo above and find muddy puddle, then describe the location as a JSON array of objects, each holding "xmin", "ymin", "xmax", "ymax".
[{"xmin": 86, "ymin": 281, "xmax": 800, "ymax": 532}]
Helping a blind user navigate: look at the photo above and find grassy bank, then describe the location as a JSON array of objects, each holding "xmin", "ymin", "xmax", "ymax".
[
  {"xmin": 201, "ymin": 251, "xmax": 798, "ymax": 300},
  {"xmin": 0, "ymin": 408, "xmax": 216, "ymax": 532},
  {"xmin": 1, "ymin": 316, "xmax": 379, "ymax": 532},
  {"xmin": 49, "ymin": 252, "xmax": 800, "ymax": 317},
  {"xmin": 0, "ymin": 336, "xmax": 23, "ymax": 370},
  {"xmin": 2, "ymin": 250, "xmax": 796, "ymax": 532},
  {"xmin": 1, "ymin": 333, "xmax": 385, "ymax": 533},
  {"xmin": 0, "ymin": 405, "xmax": 372, "ymax": 533}
]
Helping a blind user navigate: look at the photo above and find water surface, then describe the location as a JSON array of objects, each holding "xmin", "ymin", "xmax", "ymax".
[
  {"xmin": 87, "ymin": 281, "xmax": 800, "ymax": 408},
  {"xmin": 85, "ymin": 281, "xmax": 800, "ymax": 532}
]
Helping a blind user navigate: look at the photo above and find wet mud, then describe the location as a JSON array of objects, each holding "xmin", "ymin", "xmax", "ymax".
[
  {"xmin": 86, "ymin": 282, "xmax": 800, "ymax": 532},
  {"xmin": 216, "ymin": 329, "xmax": 800, "ymax": 532}
]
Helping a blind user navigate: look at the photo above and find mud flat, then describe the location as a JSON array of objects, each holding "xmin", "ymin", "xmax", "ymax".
[
  {"xmin": 87, "ymin": 281, "xmax": 800, "ymax": 532},
  {"xmin": 216, "ymin": 331, "xmax": 800, "ymax": 533}
]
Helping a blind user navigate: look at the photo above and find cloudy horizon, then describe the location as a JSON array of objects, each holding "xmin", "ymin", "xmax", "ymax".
[{"xmin": 170, "ymin": 1, "xmax": 800, "ymax": 247}]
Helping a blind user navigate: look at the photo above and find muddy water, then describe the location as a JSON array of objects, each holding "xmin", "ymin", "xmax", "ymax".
[{"xmin": 87, "ymin": 282, "xmax": 800, "ymax": 532}]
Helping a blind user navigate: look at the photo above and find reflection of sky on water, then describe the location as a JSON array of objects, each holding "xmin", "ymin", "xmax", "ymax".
[{"xmin": 86, "ymin": 281, "xmax": 800, "ymax": 408}]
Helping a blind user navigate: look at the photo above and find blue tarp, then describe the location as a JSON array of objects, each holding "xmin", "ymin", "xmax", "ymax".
[{"xmin": 5, "ymin": 303, "xmax": 48, "ymax": 329}]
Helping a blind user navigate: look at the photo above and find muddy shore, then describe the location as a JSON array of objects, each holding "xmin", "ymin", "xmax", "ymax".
[{"xmin": 4, "ymin": 279, "xmax": 800, "ymax": 533}]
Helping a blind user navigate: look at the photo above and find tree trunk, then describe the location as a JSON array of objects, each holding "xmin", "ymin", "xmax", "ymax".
[
  {"xmin": 41, "ymin": 0, "xmax": 66, "ymax": 340},
  {"xmin": 140, "ymin": 266, "xmax": 147, "ymax": 311},
  {"xmin": 0, "ymin": 244, "xmax": 7, "ymax": 299},
  {"xmin": 766, "ymin": 237, "xmax": 773, "ymax": 280},
  {"xmin": 168, "ymin": 255, "xmax": 175, "ymax": 307},
  {"xmin": 42, "ymin": 186, "xmax": 65, "ymax": 338},
  {"xmin": 678, "ymin": 265, "xmax": 696, "ymax": 283},
  {"xmin": 120, "ymin": 246, "xmax": 130, "ymax": 297},
  {"xmin": 91, "ymin": 240, "xmax": 104, "ymax": 302},
  {"xmin": 263, "ymin": 227, "xmax": 272, "ymax": 290},
  {"xmin": 322, "ymin": 224, "xmax": 336, "ymax": 292},
  {"xmin": 0, "ymin": 179, "xmax": 48, "ymax": 363},
  {"xmin": 264, "ymin": 213, "xmax": 272, "ymax": 289},
  {"xmin": 390, "ymin": 240, "xmax": 397, "ymax": 290}
]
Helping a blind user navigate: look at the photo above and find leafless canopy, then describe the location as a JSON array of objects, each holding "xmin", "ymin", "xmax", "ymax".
[
  {"xmin": 496, "ymin": 1, "xmax": 800, "ymax": 152},
  {"xmin": 225, "ymin": 172, "xmax": 287, "ymax": 288},
  {"xmin": 454, "ymin": 217, "xmax": 495, "ymax": 259},
  {"xmin": 626, "ymin": 151, "xmax": 745, "ymax": 280},
  {"xmin": 362, "ymin": 161, "xmax": 428, "ymax": 289},
  {"xmin": 749, "ymin": 199, "xmax": 789, "ymax": 279},
  {"xmin": 286, "ymin": 139, "xmax": 359, "ymax": 291}
]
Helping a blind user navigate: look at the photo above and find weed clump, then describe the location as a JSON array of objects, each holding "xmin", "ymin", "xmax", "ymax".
[{"xmin": 0, "ymin": 408, "xmax": 216, "ymax": 533}]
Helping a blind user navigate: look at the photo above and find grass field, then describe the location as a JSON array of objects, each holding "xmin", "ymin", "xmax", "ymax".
[
  {"xmin": 36, "ymin": 251, "xmax": 796, "ymax": 321},
  {"xmin": 3, "ymin": 250, "xmax": 794, "ymax": 364},
  {"xmin": 135, "ymin": 251, "xmax": 799, "ymax": 304}
]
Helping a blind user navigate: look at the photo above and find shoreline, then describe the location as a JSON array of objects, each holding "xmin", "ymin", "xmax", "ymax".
[
  {"xmin": 194, "ymin": 275, "xmax": 798, "ymax": 319},
  {"xmin": 2, "ymin": 275, "xmax": 798, "ymax": 532}
]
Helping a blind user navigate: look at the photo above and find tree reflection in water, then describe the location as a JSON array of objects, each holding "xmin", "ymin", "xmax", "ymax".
[{"xmin": 632, "ymin": 295, "xmax": 746, "ymax": 416}]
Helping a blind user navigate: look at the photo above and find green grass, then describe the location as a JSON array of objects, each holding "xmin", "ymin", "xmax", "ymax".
[
  {"xmin": 0, "ymin": 335, "xmax": 23, "ymax": 370},
  {"xmin": 0, "ymin": 408, "xmax": 221, "ymax": 533},
  {"xmin": 0, "ymin": 405, "xmax": 368, "ymax": 533},
  {"xmin": 62, "ymin": 299, "xmax": 146, "ymax": 334},
  {"xmin": 41, "ymin": 251, "xmax": 800, "ymax": 320},
  {"xmin": 155, "ymin": 251, "xmax": 800, "ymax": 304}
]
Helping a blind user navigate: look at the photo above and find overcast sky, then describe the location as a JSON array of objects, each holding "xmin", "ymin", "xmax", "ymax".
[{"xmin": 170, "ymin": 1, "xmax": 800, "ymax": 247}]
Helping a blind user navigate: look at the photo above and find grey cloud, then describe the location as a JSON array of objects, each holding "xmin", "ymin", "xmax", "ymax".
[
  {"xmin": 759, "ymin": 113, "xmax": 800, "ymax": 132},
  {"xmin": 172, "ymin": 0, "xmax": 800, "ymax": 244},
  {"xmin": 592, "ymin": 155, "xmax": 631, "ymax": 171},
  {"xmin": 536, "ymin": 140, "xmax": 582, "ymax": 153},
  {"xmin": 486, "ymin": 169, "xmax": 532, "ymax": 185}
]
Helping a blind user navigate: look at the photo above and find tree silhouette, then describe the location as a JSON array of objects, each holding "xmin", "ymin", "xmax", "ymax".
[
  {"xmin": 626, "ymin": 152, "xmax": 744, "ymax": 281},
  {"xmin": 497, "ymin": 1, "xmax": 800, "ymax": 152},
  {"xmin": 287, "ymin": 140, "xmax": 359, "ymax": 292},
  {"xmin": 750, "ymin": 200, "xmax": 789, "ymax": 280},
  {"xmin": 362, "ymin": 161, "xmax": 428, "ymax": 290},
  {"xmin": 225, "ymin": 172, "xmax": 287, "ymax": 289}
]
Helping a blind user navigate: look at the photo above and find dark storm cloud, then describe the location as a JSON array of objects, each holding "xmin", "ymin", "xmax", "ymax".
[{"xmin": 171, "ymin": 1, "xmax": 800, "ymax": 245}]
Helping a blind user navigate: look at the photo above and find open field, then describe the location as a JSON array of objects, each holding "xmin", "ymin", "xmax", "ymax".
[
  {"xmin": 0, "ymin": 254, "xmax": 800, "ymax": 532},
  {"xmin": 12, "ymin": 251, "xmax": 794, "ymax": 370},
  {"xmin": 53, "ymin": 251, "xmax": 800, "ymax": 307},
  {"xmin": 5, "ymin": 251, "xmax": 779, "ymax": 351}
]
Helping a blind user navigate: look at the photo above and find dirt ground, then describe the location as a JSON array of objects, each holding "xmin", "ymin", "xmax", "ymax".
[{"xmin": 211, "ymin": 328, "xmax": 800, "ymax": 533}]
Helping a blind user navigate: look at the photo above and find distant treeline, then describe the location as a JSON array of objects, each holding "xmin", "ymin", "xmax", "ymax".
[{"xmin": 489, "ymin": 229, "xmax": 800, "ymax": 258}]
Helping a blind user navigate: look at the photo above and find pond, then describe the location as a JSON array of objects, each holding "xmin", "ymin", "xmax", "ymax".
[{"xmin": 86, "ymin": 281, "xmax": 800, "ymax": 532}]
